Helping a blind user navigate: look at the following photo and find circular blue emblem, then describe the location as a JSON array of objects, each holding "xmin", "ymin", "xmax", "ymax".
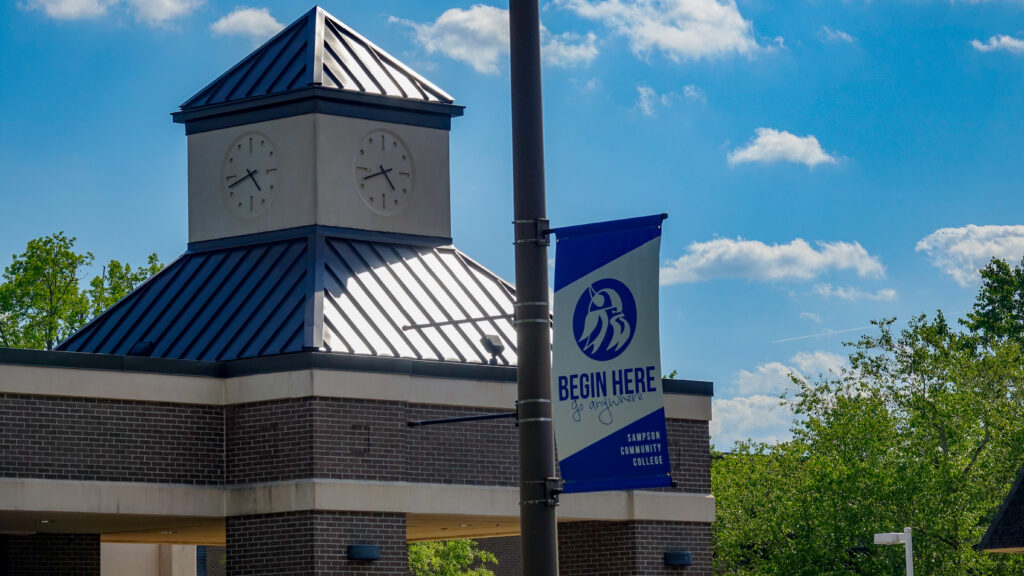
[{"xmin": 572, "ymin": 278, "xmax": 637, "ymax": 361}]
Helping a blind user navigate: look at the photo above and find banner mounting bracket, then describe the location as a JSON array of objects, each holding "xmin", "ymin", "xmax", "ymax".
[{"xmin": 513, "ymin": 218, "xmax": 551, "ymax": 246}]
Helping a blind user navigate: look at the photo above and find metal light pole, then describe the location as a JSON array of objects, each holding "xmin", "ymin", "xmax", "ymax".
[
  {"xmin": 509, "ymin": 0, "xmax": 559, "ymax": 575},
  {"xmin": 874, "ymin": 527, "xmax": 914, "ymax": 576}
]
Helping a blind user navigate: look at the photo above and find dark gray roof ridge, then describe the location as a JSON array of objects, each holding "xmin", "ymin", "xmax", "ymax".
[{"xmin": 179, "ymin": 6, "xmax": 454, "ymax": 112}]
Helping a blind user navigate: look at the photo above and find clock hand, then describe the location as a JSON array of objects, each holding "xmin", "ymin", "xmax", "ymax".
[
  {"xmin": 228, "ymin": 170, "xmax": 253, "ymax": 189},
  {"xmin": 247, "ymin": 168, "xmax": 262, "ymax": 192},
  {"xmin": 363, "ymin": 166, "xmax": 394, "ymax": 180},
  {"xmin": 380, "ymin": 164, "xmax": 396, "ymax": 191}
]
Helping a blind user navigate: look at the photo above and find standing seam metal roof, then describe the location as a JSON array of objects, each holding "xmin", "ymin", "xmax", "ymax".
[
  {"xmin": 181, "ymin": 6, "xmax": 453, "ymax": 111},
  {"xmin": 59, "ymin": 228, "xmax": 517, "ymax": 365}
]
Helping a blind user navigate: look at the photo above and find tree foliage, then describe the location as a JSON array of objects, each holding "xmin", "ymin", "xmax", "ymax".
[
  {"xmin": 87, "ymin": 253, "xmax": 163, "ymax": 316},
  {"xmin": 408, "ymin": 540, "xmax": 497, "ymax": 576},
  {"xmin": 713, "ymin": 258, "xmax": 1024, "ymax": 575},
  {"xmin": 0, "ymin": 232, "xmax": 161, "ymax": 350}
]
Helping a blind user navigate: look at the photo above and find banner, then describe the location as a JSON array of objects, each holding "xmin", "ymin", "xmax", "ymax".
[{"xmin": 552, "ymin": 214, "xmax": 671, "ymax": 494}]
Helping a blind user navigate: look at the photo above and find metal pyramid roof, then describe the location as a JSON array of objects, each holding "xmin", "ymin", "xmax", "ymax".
[
  {"xmin": 981, "ymin": 465, "xmax": 1024, "ymax": 551},
  {"xmin": 181, "ymin": 6, "xmax": 453, "ymax": 111},
  {"xmin": 58, "ymin": 227, "xmax": 517, "ymax": 365}
]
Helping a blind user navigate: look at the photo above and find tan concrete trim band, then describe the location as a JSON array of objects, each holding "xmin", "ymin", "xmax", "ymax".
[
  {"xmin": 226, "ymin": 479, "xmax": 716, "ymax": 523},
  {"xmin": 0, "ymin": 478, "xmax": 225, "ymax": 518},
  {"xmin": 0, "ymin": 364, "xmax": 712, "ymax": 420},
  {"xmin": 224, "ymin": 369, "xmax": 518, "ymax": 410},
  {"xmin": 664, "ymin": 394, "xmax": 712, "ymax": 421},
  {"xmin": 0, "ymin": 365, "xmax": 223, "ymax": 405},
  {"xmin": 0, "ymin": 478, "xmax": 713, "ymax": 523}
]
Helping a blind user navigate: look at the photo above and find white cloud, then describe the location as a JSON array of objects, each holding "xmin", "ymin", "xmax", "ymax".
[
  {"xmin": 790, "ymin": 350, "xmax": 846, "ymax": 378},
  {"xmin": 555, "ymin": 0, "xmax": 764, "ymax": 61},
  {"xmin": 814, "ymin": 283, "xmax": 897, "ymax": 302},
  {"xmin": 211, "ymin": 7, "xmax": 283, "ymax": 41},
  {"xmin": 820, "ymin": 26, "xmax": 854, "ymax": 43},
  {"xmin": 635, "ymin": 85, "xmax": 672, "ymax": 115},
  {"xmin": 660, "ymin": 237, "xmax": 884, "ymax": 285},
  {"xmin": 635, "ymin": 84, "xmax": 705, "ymax": 115},
  {"xmin": 971, "ymin": 35, "xmax": 1024, "ymax": 54},
  {"xmin": 733, "ymin": 362, "xmax": 794, "ymax": 396},
  {"xmin": 683, "ymin": 84, "xmax": 706, "ymax": 102},
  {"xmin": 728, "ymin": 127, "xmax": 837, "ymax": 168},
  {"xmin": 20, "ymin": 0, "xmax": 113, "ymax": 19},
  {"xmin": 715, "ymin": 351, "xmax": 846, "ymax": 447},
  {"xmin": 711, "ymin": 395, "xmax": 793, "ymax": 447},
  {"xmin": 916, "ymin": 225, "xmax": 1024, "ymax": 286},
  {"xmin": 21, "ymin": 0, "xmax": 199, "ymax": 23},
  {"xmin": 127, "ymin": 0, "xmax": 200, "ymax": 23},
  {"xmin": 733, "ymin": 350, "xmax": 845, "ymax": 396},
  {"xmin": 543, "ymin": 31, "xmax": 600, "ymax": 68},
  {"xmin": 392, "ymin": 5, "xmax": 597, "ymax": 75},
  {"xmin": 800, "ymin": 311, "xmax": 822, "ymax": 323}
]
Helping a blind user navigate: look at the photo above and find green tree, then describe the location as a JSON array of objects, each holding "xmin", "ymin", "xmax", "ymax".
[
  {"xmin": 0, "ymin": 232, "xmax": 163, "ymax": 350},
  {"xmin": 0, "ymin": 232, "xmax": 93, "ymax": 350},
  {"xmin": 87, "ymin": 253, "xmax": 163, "ymax": 316},
  {"xmin": 713, "ymin": 258, "xmax": 1024, "ymax": 576},
  {"xmin": 408, "ymin": 540, "xmax": 497, "ymax": 576}
]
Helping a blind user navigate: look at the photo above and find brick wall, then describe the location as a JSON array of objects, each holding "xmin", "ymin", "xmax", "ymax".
[
  {"xmin": 665, "ymin": 419, "xmax": 711, "ymax": 494},
  {"xmin": 226, "ymin": 398, "xmax": 315, "ymax": 483},
  {"xmin": 632, "ymin": 521, "xmax": 712, "ymax": 575},
  {"xmin": 227, "ymin": 398, "xmax": 708, "ymax": 493},
  {"xmin": 227, "ymin": 398, "xmax": 518, "ymax": 486},
  {"xmin": 226, "ymin": 511, "xmax": 406, "ymax": 575},
  {"xmin": 558, "ymin": 521, "xmax": 712, "ymax": 576},
  {"xmin": 0, "ymin": 533, "xmax": 100, "ymax": 575},
  {"xmin": 474, "ymin": 536, "xmax": 521, "ymax": 576},
  {"xmin": 0, "ymin": 388, "xmax": 706, "ymax": 493},
  {"xmin": 0, "ymin": 394, "xmax": 223, "ymax": 484},
  {"xmin": 403, "ymin": 404, "xmax": 517, "ymax": 486}
]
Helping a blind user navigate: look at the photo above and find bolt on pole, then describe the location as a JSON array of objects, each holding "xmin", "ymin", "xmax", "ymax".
[{"xmin": 508, "ymin": 0, "xmax": 559, "ymax": 575}]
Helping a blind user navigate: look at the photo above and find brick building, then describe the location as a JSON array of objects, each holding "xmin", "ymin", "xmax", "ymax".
[{"xmin": 0, "ymin": 7, "xmax": 715, "ymax": 575}]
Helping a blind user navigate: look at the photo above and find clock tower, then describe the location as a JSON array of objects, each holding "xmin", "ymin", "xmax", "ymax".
[{"xmin": 172, "ymin": 6, "xmax": 463, "ymax": 243}]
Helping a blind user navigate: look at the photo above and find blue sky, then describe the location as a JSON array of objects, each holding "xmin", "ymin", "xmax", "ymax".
[{"xmin": 3, "ymin": 0, "xmax": 1024, "ymax": 448}]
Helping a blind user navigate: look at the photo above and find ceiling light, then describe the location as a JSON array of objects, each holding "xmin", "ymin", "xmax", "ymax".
[{"xmin": 160, "ymin": 530, "xmax": 176, "ymax": 535}]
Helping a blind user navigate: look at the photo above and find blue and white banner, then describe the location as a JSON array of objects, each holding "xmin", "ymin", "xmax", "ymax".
[{"xmin": 552, "ymin": 214, "xmax": 671, "ymax": 494}]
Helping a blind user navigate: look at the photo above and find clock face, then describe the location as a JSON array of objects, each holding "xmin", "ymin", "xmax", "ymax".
[
  {"xmin": 354, "ymin": 130, "xmax": 414, "ymax": 216},
  {"xmin": 222, "ymin": 133, "xmax": 278, "ymax": 219}
]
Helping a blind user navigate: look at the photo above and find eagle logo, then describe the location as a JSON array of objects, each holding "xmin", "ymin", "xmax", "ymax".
[{"xmin": 572, "ymin": 278, "xmax": 637, "ymax": 361}]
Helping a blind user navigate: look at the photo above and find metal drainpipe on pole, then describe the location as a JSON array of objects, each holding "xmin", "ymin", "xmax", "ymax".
[{"xmin": 509, "ymin": 0, "xmax": 559, "ymax": 575}]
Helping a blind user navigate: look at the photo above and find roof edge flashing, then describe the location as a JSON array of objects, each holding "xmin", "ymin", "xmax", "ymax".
[
  {"xmin": 172, "ymin": 88, "xmax": 464, "ymax": 134},
  {"xmin": 0, "ymin": 348, "xmax": 518, "ymax": 382},
  {"xmin": 186, "ymin": 225, "xmax": 454, "ymax": 254}
]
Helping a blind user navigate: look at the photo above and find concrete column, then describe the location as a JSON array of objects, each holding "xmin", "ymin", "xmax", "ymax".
[
  {"xmin": 159, "ymin": 544, "xmax": 198, "ymax": 576},
  {"xmin": 226, "ymin": 511, "xmax": 406, "ymax": 575}
]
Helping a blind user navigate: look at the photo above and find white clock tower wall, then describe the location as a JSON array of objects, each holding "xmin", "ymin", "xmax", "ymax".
[
  {"xmin": 187, "ymin": 115, "xmax": 317, "ymax": 244},
  {"xmin": 186, "ymin": 113, "xmax": 451, "ymax": 244},
  {"xmin": 315, "ymin": 114, "xmax": 451, "ymax": 239}
]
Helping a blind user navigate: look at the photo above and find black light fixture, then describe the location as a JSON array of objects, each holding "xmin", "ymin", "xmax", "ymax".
[
  {"xmin": 664, "ymin": 550, "xmax": 692, "ymax": 567},
  {"xmin": 347, "ymin": 544, "xmax": 380, "ymax": 562}
]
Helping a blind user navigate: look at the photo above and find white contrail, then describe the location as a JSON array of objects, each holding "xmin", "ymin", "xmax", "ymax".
[{"xmin": 771, "ymin": 326, "xmax": 872, "ymax": 344}]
